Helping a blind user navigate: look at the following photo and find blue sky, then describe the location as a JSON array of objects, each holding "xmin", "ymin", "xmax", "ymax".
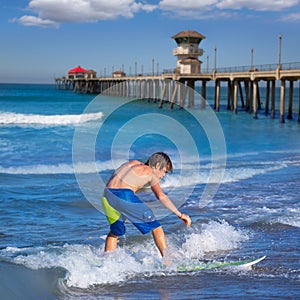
[{"xmin": 1, "ymin": 0, "xmax": 300, "ymax": 83}]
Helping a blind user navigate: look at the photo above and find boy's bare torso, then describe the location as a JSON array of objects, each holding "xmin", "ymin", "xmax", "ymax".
[{"xmin": 106, "ymin": 160, "xmax": 159, "ymax": 193}]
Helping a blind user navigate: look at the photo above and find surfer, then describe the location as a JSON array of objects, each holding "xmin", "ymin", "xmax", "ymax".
[{"xmin": 102, "ymin": 152, "xmax": 191, "ymax": 258}]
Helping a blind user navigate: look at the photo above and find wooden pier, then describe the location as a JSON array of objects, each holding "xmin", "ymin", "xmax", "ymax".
[{"xmin": 55, "ymin": 62, "xmax": 300, "ymax": 123}]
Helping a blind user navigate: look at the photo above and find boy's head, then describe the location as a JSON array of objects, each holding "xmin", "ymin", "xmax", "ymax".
[{"xmin": 145, "ymin": 152, "xmax": 173, "ymax": 173}]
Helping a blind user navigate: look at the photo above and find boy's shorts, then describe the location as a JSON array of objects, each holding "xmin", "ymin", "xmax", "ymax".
[{"xmin": 101, "ymin": 188, "xmax": 161, "ymax": 236}]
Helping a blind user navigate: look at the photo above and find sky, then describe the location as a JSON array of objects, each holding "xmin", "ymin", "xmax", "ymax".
[{"xmin": 1, "ymin": 0, "xmax": 300, "ymax": 83}]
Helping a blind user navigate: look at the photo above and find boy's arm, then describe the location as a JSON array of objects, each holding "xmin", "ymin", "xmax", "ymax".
[{"xmin": 151, "ymin": 182, "xmax": 191, "ymax": 226}]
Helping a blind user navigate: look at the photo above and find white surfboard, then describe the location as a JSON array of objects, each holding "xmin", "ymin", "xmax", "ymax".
[
  {"xmin": 177, "ymin": 255, "xmax": 266, "ymax": 272},
  {"xmin": 233, "ymin": 255, "xmax": 266, "ymax": 270}
]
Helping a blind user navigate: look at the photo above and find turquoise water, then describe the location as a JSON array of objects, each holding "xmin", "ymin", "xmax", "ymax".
[{"xmin": 0, "ymin": 83, "xmax": 299, "ymax": 299}]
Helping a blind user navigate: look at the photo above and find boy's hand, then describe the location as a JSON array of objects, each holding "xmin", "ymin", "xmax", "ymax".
[{"xmin": 179, "ymin": 213, "xmax": 192, "ymax": 227}]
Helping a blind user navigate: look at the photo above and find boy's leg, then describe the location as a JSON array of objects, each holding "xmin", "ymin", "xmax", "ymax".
[
  {"xmin": 104, "ymin": 231, "xmax": 118, "ymax": 252},
  {"xmin": 152, "ymin": 226, "xmax": 167, "ymax": 256}
]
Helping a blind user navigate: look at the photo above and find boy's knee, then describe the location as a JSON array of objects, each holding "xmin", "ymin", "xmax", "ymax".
[{"xmin": 108, "ymin": 231, "xmax": 118, "ymax": 238}]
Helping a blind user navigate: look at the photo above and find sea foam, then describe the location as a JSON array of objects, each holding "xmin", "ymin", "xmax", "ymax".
[
  {"xmin": 0, "ymin": 111, "xmax": 103, "ymax": 126},
  {"xmin": 181, "ymin": 220, "xmax": 249, "ymax": 258},
  {"xmin": 6, "ymin": 220, "xmax": 249, "ymax": 288},
  {"xmin": 0, "ymin": 157, "xmax": 293, "ymax": 186}
]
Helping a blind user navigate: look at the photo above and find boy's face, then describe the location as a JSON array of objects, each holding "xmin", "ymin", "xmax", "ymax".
[{"xmin": 154, "ymin": 163, "xmax": 168, "ymax": 179}]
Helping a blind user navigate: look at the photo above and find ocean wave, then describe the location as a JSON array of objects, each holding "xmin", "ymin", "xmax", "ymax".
[
  {"xmin": 0, "ymin": 111, "xmax": 103, "ymax": 127},
  {"xmin": 3, "ymin": 220, "xmax": 249, "ymax": 288},
  {"xmin": 232, "ymin": 205, "xmax": 300, "ymax": 229},
  {"xmin": 226, "ymin": 149, "xmax": 300, "ymax": 160},
  {"xmin": 0, "ymin": 158, "xmax": 297, "ymax": 186},
  {"xmin": 181, "ymin": 220, "xmax": 249, "ymax": 258},
  {"xmin": 0, "ymin": 161, "xmax": 113, "ymax": 175},
  {"xmin": 275, "ymin": 217, "xmax": 300, "ymax": 228},
  {"xmin": 163, "ymin": 161, "xmax": 288, "ymax": 187},
  {"xmin": 272, "ymin": 207, "xmax": 300, "ymax": 228}
]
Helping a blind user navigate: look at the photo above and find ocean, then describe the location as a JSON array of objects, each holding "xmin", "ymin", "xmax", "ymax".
[{"xmin": 0, "ymin": 83, "xmax": 299, "ymax": 299}]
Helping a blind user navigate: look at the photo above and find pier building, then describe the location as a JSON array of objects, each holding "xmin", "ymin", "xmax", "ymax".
[
  {"xmin": 172, "ymin": 30, "xmax": 205, "ymax": 75},
  {"xmin": 55, "ymin": 31, "xmax": 300, "ymax": 123}
]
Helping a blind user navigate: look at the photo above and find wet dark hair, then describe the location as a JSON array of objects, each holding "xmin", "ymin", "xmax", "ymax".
[{"xmin": 145, "ymin": 152, "xmax": 173, "ymax": 172}]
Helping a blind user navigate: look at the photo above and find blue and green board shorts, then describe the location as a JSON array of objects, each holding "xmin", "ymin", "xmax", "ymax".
[{"xmin": 102, "ymin": 188, "xmax": 161, "ymax": 236}]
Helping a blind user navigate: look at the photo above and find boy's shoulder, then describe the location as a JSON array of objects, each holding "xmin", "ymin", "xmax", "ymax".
[
  {"xmin": 129, "ymin": 161, "xmax": 153, "ymax": 177},
  {"xmin": 128, "ymin": 159, "xmax": 142, "ymax": 165}
]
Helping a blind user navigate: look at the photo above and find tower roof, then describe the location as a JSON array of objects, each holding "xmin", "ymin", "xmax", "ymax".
[{"xmin": 172, "ymin": 30, "xmax": 206, "ymax": 40}]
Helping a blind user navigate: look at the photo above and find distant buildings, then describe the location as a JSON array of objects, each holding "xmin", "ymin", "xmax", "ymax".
[{"xmin": 66, "ymin": 30, "xmax": 206, "ymax": 79}]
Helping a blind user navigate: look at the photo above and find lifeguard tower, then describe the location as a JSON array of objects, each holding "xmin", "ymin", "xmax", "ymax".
[{"xmin": 172, "ymin": 30, "xmax": 206, "ymax": 74}]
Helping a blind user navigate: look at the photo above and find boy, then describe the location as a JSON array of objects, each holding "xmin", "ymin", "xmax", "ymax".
[{"xmin": 102, "ymin": 152, "xmax": 191, "ymax": 257}]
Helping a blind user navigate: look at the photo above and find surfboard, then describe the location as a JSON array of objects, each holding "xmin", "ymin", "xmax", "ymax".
[{"xmin": 177, "ymin": 255, "xmax": 266, "ymax": 272}]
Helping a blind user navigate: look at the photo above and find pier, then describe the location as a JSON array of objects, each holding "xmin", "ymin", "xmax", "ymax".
[{"xmin": 55, "ymin": 31, "xmax": 300, "ymax": 123}]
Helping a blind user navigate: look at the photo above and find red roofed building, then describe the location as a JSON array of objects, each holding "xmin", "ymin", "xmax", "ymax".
[
  {"xmin": 68, "ymin": 66, "xmax": 87, "ymax": 73},
  {"xmin": 67, "ymin": 66, "xmax": 96, "ymax": 79}
]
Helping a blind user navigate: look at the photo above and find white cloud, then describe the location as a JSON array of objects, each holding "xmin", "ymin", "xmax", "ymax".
[
  {"xmin": 216, "ymin": 0, "xmax": 299, "ymax": 11},
  {"xmin": 159, "ymin": 0, "xmax": 218, "ymax": 10},
  {"xmin": 280, "ymin": 12, "xmax": 300, "ymax": 21},
  {"xmin": 158, "ymin": 0, "xmax": 230, "ymax": 19},
  {"xmin": 158, "ymin": 0, "xmax": 300, "ymax": 19},
  {"xmin": 13, "ymin": 0, "xmax": 157, "ymax": 27},
  {"xmin": 12, "ymin": 15, "xmax": 59, "ymax": 27},
  {"xmin": 159, "ymin": 0, "xmax": 299, "ymax": 11},
  {"xmin": 12, "ymin": 0, "xmax": 300, "ymax": 27},
  {"xmin": 141, "ymin": 3, "xmax": 158, "ymax": 12}
]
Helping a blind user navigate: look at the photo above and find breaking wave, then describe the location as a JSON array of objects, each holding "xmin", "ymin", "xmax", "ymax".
[{"xmin": 0, "ymin": 111, "xmax": 103, "ymax": 127}]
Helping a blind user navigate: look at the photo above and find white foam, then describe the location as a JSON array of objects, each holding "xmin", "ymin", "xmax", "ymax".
[
  {"xmin": 181, "ymin": 220, "xmax": 249, "ymax": 258},
  {"xmin": 222, "ymin": 164, "xmax": 285, "ymax": 183},
  {"xmin": 0, "ymin": 157, "xmax": 292, "ymax": 185},
  {"xmin": 0, "ymin": 111, "xmax": 103, "ymax": 127},
  {"xmin": 0, "ymin": 161, "xmax": 114, "ymax": 175},
  {"xmin": 162, "ymin": 160, "xmax": 287, "ymax": 187},
  {"xmin": 10, "ymin": 244, "xmax": 160, "ymax": 288},
  {"xmin": 5, "ymin": 220, "xmax": 250, "ymax": 288}
]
